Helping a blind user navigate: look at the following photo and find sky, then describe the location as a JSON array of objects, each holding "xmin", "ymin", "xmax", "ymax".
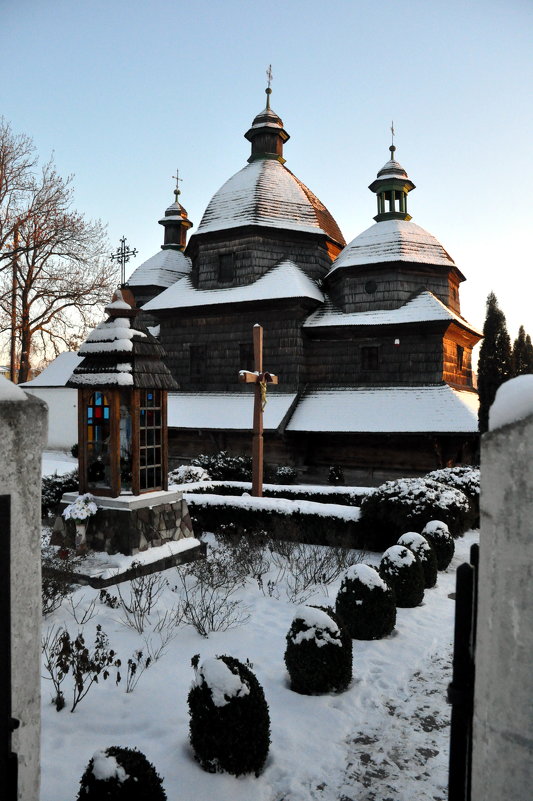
[{"xmin": 2, "ymin": 0, "xmax": 532, "ymax": 351}]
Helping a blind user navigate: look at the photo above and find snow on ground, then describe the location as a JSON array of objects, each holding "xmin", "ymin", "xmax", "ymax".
[
  {"xmin": 40, "ymin": 528, "xmax": 478, "ymax": 801},
  {"xmin": 42, "ymin": 450, "xmax": 77, "ymax": 476}
]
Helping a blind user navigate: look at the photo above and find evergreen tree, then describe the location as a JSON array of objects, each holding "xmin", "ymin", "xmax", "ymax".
[
  {"xmin": 477, "ymin": 292, "xmax": 512, "ymax": 433},
  {"xmin": 512, "ymin": 325, "xmax": 533, "ymax": 376}
]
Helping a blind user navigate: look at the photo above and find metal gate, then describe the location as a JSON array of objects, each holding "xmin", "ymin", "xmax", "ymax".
[
  {"xmin": 0, "ymin": 494, "xmax": 19, "ymax": 799},
  {"xmin": 447, "ymin": 542, "xmax": 479, "ymax": 801}
]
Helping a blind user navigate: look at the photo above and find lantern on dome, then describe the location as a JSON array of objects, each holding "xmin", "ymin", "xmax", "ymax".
[{"xmin": 66, "ymin": 290, "xmax": 179, "ymax": 497}]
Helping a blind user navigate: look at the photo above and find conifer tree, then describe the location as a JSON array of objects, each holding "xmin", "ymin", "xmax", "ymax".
[
  {"xmin": 512, "ymin": 325, "xmax": 533, "ymax": 376},
  {"xmin": 477, "ymin": 292, "xmax": 512, "ymax": 433}
]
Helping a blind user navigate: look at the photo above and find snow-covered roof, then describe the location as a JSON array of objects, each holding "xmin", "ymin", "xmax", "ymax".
[
  {"xmin": 126, "ymin": 248, "xmax": 191, "ymax": 288},
  {"xmin": 168, "ymin": 392, "xmax": 297, "ymax": 430},
  {"xmin": 285, "ymin": 385, "xmax": 479, "ymax": 433},
  {"xmin": 19, "ymin": 351, "xmax": 82, "ymax": 387},
  {"xmin": 304, "ymin": 290, "xmax": 482, "ymax": 335},
  {"xmin": 144, "ymin": 260, "xmax": 324, "ymax": 312},
  {"xmin": 327, "ymin": 219, "xmax": 456, "ymax": 276},
  {"xmin": 195, "ymin": 158, "xmax": 345, "ymax": 245}
]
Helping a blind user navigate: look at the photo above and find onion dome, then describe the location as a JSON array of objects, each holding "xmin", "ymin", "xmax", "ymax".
[
  {"xmin": 368, "ymin": 145, "xmax": 416, "ymax": 223},
  {"xmin": 127, "ymin": 178, "xmax": 192, "ymax": 290},
  {"xmin": 195, "ymin": 83, "xmax": 344, "ymax": 246},
  {"xmin": 66, "ymin": 291, "xmax": 178, "ymax": 390}
]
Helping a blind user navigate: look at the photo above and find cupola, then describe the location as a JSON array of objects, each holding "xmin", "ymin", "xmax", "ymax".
[
  {"xmin": 244, "ymin": 73, "xmax": 290, "ymax": 164},
  {"xmin": 159, "ymin": 172, "xmax": 193, "ymax": 251},
  {"xmin": 369, "ymin": 145, "xmax": 416, "ymax": 222}
]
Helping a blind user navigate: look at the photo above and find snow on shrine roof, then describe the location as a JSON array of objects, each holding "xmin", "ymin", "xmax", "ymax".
[
  {"xmin": 167, "ymin": 392, "xmax": 297, "ymax": 430},
  {"xmin": 126, "ymin": 248, "xmax": 191, "ymax": 288},
  {"xmin": 304, "ymin": 290, "xmax": 482, "ymax": 335},
  {"xmin": 144, "ymin": 260, "xmax": 324, "ymax": 312},
  {"xmin": 195, "ymin": 158, "xmax": 345, "ymax": 245},
  {"xmin": 286, "ymin": 385, "xmax": 479, "ymax": 433},
  {"xmin": 19, "ymin": 351, "xmax": 82, "ymax": 387},
  {"xmin": 327, "ymin": 219, "xmax": 455, "ymax": 276}
]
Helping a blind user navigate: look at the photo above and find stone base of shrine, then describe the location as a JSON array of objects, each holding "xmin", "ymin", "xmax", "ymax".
[{"xmin": 52, "ymin": 489, "xmax": 195, "ymax": 556}]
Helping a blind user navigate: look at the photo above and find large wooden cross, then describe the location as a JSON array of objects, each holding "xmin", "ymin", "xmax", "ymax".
[{"xmin": 239, "ymin": 324, "xmax": 278, "ymax": 497}]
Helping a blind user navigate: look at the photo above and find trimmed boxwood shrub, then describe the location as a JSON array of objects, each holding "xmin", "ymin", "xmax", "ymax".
[
  {"xmin": 188, "ymin": 654, "xmax": 270, "ymax": 776},
  {"xmin": 77, "ymin": 746, "xmax": 166, "ymax": 800},
  {"xmin": 379, "ymin": 545, "xmax": 425, "ymax": 608},
  {"xmin": 397, "ymin": 531, "xmax": 438, "ymax": 589},
  {"xmin": 426, "ymin": 467, "xmax": 480, "ymax": 528},
  {"xmin": 284, "ymin": 605, "xmax": 352, "ymax": 694},
  {"xmin": 42, "ymin": 469, "xmax": 79, "ymax": 517},
  {"xmin": 359, "ymin": 477, "xmax": 470, "ymax": 550},
  {"xmin": 421, "ymin": 520, "xmax": 455, "ymax": 570},
  {"xmin": 335, "ymin": 563, "xmax": 396, "ymax": 640}
]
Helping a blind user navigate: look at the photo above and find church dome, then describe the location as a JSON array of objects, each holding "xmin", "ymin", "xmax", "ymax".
[
  {"xmin": 127, "ymin": 247, "xmax": 191, "ymax": 289},
  {"xmin": 196, "ymin": 158, "xmax": 345, "ymax": 245}
]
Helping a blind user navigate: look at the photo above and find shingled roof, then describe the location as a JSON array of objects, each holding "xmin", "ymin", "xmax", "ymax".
[{"xmin": 66, "ymin": 294, "xmax": 178, "ymax": 391}]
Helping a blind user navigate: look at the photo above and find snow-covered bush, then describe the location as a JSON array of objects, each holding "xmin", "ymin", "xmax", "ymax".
[
  {"xmin": 359, "ymin": 477, "xmax": 470, "ymax": 550},
  {"xmin": 426, "ymin": 466, "xmax": 480, "ymax": 527},
  {"xmin": 421, "ymin": 520, "xmax": 455, "ymax": 570},
  {"xmin": 77, "ymin": 746, "xmax": 166, "ymax": 800},
  {"xmin": 284, "ymin": 605, "xmax": 352, "ymax": 694},
  {"xmin": 42, "ymin": 469, "xmax": 78, "ymax": 517},
  {"xmin": 188, "ymin": 654, "xmax": 270, "ymax": 776},
  {"xmin": 192, "ymin": 451, "xmax": 252, "ymax": 481},
  {"xmin": 168, "ymin": 464, "xmax": 211, "ymax": 484},
  {"xmin": 335, "ymin": 563, "xmax": 396, "ymax": 640},
  {"xmin": 397, "ymin": 531, "xmax": 438, "ymax": 589},
  {"xmin": 379, "ymin": 545, "xmax": 425, "ymax": 608},
  {"xmin": 274, "ymin": 465, "xmax": 298, "ymax": 484}
]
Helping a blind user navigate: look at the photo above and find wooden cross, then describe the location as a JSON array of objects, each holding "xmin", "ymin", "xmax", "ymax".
[{"xmin": 238, "ymin": 324, "xmax": 278, "ymax": 497}]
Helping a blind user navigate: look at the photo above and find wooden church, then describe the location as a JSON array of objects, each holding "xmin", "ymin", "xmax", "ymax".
[{"xmin": 126, "ymin": 83, "xmax": 481, "ymax": 482}]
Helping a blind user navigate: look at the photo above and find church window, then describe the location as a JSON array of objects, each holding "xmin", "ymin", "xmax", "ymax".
[
  {"xmin": 365, "ymin": 280, "xmax": 377, "ymax": 294},
  {"xmin": 189, "ymin": 344, "xmax": 207, "ymax": 378},
  {"xmin": 239, "ymin": 343, "xmax": 255, "ymax": 373},
  {"xmin": 218, "ymin": 252, "xmax": 235, "ymax": 283},
  {"xmin": 456, "ymin": 345, "xmax": 464, "ymax": 370},
  {"xmin": 361, "ymin": 345, "xmax": 379, "ymax": 371}
]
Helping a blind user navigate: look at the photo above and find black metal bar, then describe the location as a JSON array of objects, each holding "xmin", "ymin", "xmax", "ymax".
[
  {"xmin": 0, "ymin": 494, "xmax": 18, "ymax": 799},
  {"xmin": 448, "ymin": 559, "xmax": 476, "ymax": 801}
]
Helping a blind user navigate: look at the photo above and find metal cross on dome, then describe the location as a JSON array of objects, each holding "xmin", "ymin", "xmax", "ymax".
[
  {"xmin": 172, "ymin": 169, "xmax": 183, "ymax": 201},
  {"xmin": 110, "ymin": 236, "xmax": 138, "ymax": 287},
  {"xmin": 266, "ymin": 64, "xmax": 273, "ymax": 89}
]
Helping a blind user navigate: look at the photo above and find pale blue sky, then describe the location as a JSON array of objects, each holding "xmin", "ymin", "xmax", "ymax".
[{"xmin": 2, "ymin": 0, "xmax": 532, "ymax": 344}]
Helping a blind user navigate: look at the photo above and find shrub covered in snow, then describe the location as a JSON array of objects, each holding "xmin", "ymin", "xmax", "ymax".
[
  {"xmin": 335, "ymin": 563, "xmax": 396, "ymax": 640},
  {"xmin": 359, "ymin": 477, "xmax": 470, "ymax": 550},
  {"xmin": 77, "ymin": 746, "xmax": 166, "ymax": 800},
  {"xmin": 328, "ymin": 465, "xmax": 345, "ymax": 485},
  {"xmin": 192, "ymin": 451, "xmax": 253, "ymax": 481},
  {"xmin": 42, "ymin": 469, "xmax": 78, "ymax": 517},
  {"xmin": 284, "ymin": 605, "xmax": 352, "ymax": 694},
  {"xmin": 425, "ymin": 466, "xmax": 480, "ymax": 527},
  {"xmin": 421, "ymin": 520, "xmax": 455, "ymax": 570},
  {"xmin": 379, "ymin": 545, "xmax": 425, "ymax": 608},
  {"xmin": 274, "ymin": 465, "xmax": 298, "ymax": 484},
  {"xmin": 188, "ymin": 654, "xmax": 270, "ymax": 776},
  {"xmin": 168, "ymin": 464, "xmax": 211, "ymax": 484},
  {"xmin": 397, "ymin": 532, "xmax": 438, "ymax": 589}
]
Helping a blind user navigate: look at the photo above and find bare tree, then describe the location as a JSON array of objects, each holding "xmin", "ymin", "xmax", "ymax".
[{"xmin": 0, "ymin": 117, "xmax": 118, "ymax": 381}]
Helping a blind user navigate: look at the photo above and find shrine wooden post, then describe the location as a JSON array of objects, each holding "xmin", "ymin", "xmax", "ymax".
[{"xmin": 239, "ymin": 324, "xmax": 278, "ymax": 497}]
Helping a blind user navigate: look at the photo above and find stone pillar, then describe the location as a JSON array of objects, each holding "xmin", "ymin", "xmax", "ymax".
[
  {"xmin": 0, "ymin": 387, "xmax": 47, "ymax": 801},
  {"xmin": 472, "ymin": 412, "xmax": 533, "ymax": 800}
]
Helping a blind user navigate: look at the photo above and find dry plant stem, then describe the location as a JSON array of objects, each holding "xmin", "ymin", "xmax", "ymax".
[
  {"xmin": 66, "ymin": 593, "xmax": 97, "ymax": 625},
  {"xmin": 116, "ymin": 571, "xmax": 168, "ymax": 634}
]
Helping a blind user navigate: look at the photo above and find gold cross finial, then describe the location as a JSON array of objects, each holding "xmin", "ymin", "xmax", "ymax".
[
  {"xmin": 172, "ymin": 169, "xmax": 182, "ymax": 201},
  {"xmin": 265, "ymin": 64, "xmax": 273, "ymax": 109}
]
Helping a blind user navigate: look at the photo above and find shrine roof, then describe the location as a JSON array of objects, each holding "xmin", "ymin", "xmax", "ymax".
[
  {"xmin": 194, "ymin": 158, "xmax": 345, "ymax": 245},
  {"xmin": 304, "ymin": 290, "xmax": 482, "ymax": 335},
  {"xmin": 327, "ymin": 219, "xmax": 456, "ymax": 275},
  {"xmin": 19, "ymin": 351, "xmax": 82, "ymax": 387},
  {"xmin": 143, "ymin": 259, "xmax": 324, "ymax": 312},
  {"xmin": 126, "ymin": 247, "xmax": 191, "ymax": 288},
  {"xmin": 285, "ymin": 385, "xmax": 479, "ymax": 433},
  {"xmin": 167, "ymin": 392, "xmax": 297, "ymax": 430}
]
